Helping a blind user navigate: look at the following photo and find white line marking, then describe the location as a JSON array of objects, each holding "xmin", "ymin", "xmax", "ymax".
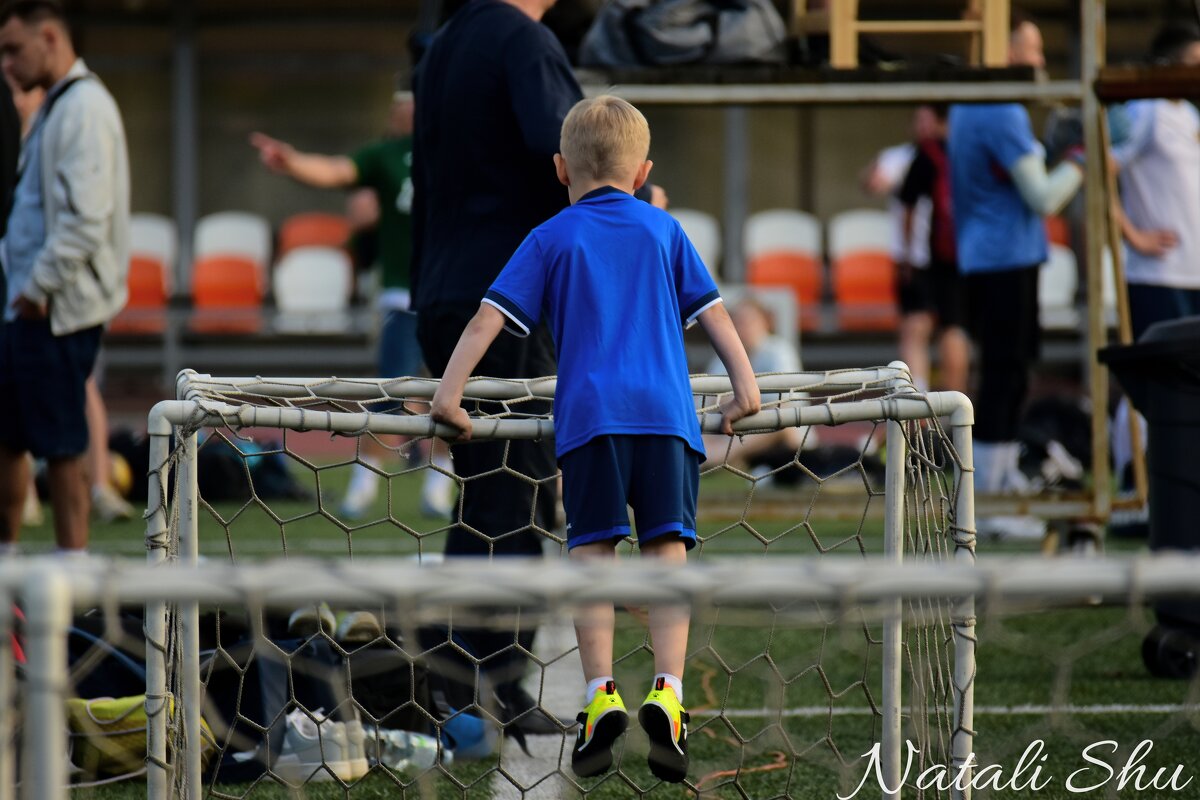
[{"xmin": 695, "ymin": 704, "xmax": 1200, "ymax": 719}]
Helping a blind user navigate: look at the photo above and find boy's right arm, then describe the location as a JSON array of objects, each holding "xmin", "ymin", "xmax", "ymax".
[
  {"xmin": 430, "ymin": 304, "xmax": 507, "ymax": 442},
  {"xmin": 698, "ymin": 303, "xmax": 761, "ymax": 435}
]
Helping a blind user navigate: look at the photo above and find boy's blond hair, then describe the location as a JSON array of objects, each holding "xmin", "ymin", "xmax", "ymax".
[{"xmin": 559, "ymin": 95, "xmax": 650, "ymax": 182}]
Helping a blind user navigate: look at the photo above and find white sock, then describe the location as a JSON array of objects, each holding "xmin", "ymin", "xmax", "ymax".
[
  {"xmin": 422, "ymin": 454, "xmax": 454, "ymax": 499},
  {"xmin": 586, "ymin": 676, "xmax": 614, "ymax": 703},
  {"xmin": 653, "ymin": 673, "xmax": 683, "ymax": 702},
  {"xmin": 346, "ymin": 459, "xmax": 381, "ymax": 497},
  {"xmin": 54, "ymin": 547, "xmax": 88, "ymax": 558}
]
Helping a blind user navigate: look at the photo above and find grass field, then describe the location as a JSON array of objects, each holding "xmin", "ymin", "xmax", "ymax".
[{"xmin": 28, "ymin": 447, "xmax": 1200, "ymax": 799}]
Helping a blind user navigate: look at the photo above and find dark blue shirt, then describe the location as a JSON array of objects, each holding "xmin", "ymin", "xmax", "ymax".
[
  {"xmin": 411, "ymin": 0, "xmax": 583, "ymax": 311},
  {"xmin": 484, "ymin": 187, "xmax": 720, "ymax": 458}
]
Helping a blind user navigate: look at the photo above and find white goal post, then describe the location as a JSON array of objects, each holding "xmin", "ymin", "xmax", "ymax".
[{"xmin": 139, "ymin": 364, "xmax": 976, "ymax": 800}]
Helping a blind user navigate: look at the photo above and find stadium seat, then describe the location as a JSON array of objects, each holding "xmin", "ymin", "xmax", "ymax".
[
  {"xmin": 830, "ymin": 252, "xmax": 898, "ymax": 331},
  {"xmin": 1039, "ymin": 243, "xmax": 1079, "ymax": 330},
  {"xmin": 1045, "ymin": 215, "xmax": 1071, "ymax": 248},
  {"xmin": 272, "ymin": 247, "xmax": 354, "ymax": 334},
  {"xmin": 110, "ymin": 255, "xmax": 169, "ymax": 335},
  {"xmin": 828, "ymin": 210, "xmax": 897, "ymax": 330},
  {"xmin": 744, "ymin": 209, "xmax": 824, "ymax": 330},
  {"xmin": 670, "ymin": 208, "xmax": 721, "ymax": 278},
  {"xmin": 190, "ymin": 255, "xmax": 264, "ymax": 334},
  {"xmin": 828, "ymin": 209, "xmax": 892, "ymax": 260},
  {"xmin": 194, "ymin": 211, "xmax": 272, "ymax": 283},
  {"xmin": 129, "ymin": 213, "xmax": 177, "ymax": 294},
  {"xmin": 277, "ymin": 212, "xmax": 352, "ymax": 258}
]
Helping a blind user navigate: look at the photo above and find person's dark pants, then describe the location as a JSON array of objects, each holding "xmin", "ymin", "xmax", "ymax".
[
  {"xmin": 418, "ymin": 306, "xmax": 559, "ymax": 689},
  {"xmin": 1128, "ymin": 283, "xmax": 1200, "ymax": 342},
  {"xmin": 966, "ymin": 267, "xmax": 1040, "ymax": 443}
]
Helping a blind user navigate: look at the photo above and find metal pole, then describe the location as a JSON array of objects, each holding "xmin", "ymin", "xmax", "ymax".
[
  {"xmin": 145, "ymin": 427, "xmax": 173, "ymax": 800},
  {"xmin": 0, "ymin": 599, "xmax": 13, "ymax": 799},
  {"xmin": 179, "ymin": 432, "xmax": 203, "ymax": 800},
  {"xmin": 22, "ymin": 568, "xmax": 70, "ymax": 800},
  {"xmin": 1082, "ymin": 0, "xmax": 1111, "ymax": 522},
  {"xmin": 882, "ymin": 413, "xmax": 907, "ymax": 800},
  {"xmin": 171, "ymin": 0, "xmax": 198, "ymax": 298},
  {"xmin": 722, "ymin": 105, "xmax": 749, "ymax": 283},
  {"xmin": 950, "ymin": 419, "xmax": 977, "ymax": 800}
]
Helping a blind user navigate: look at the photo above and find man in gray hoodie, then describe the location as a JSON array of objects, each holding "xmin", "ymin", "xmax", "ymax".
[{"xmin": 0, "ymin": 0, "xmax": 129, "ymax": 554}]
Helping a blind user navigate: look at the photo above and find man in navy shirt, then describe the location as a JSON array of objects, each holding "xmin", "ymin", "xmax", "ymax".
[
  {"xmin": 431, "ymin": 96, "xmax": 759, "ymax": 782},
  {"xmin": 949, "ymin": 9, "xmax": 1084, "ymax": 500},
  {"xmin": 411, "ymin": 0, "xmax": 586, "ymax": 737}
]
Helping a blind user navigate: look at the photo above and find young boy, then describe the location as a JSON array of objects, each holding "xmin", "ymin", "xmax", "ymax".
[{"xmin": 430, "ymin": 96, "xmax": 759, "ymax": 783}]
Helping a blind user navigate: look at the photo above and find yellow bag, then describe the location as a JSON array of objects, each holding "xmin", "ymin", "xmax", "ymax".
[{"xmin": 66, "ymin": 695, "xmax": 215, "ymax": 779}]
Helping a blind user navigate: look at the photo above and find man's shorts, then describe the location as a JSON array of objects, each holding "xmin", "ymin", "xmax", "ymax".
[
  {"xmin": 896, "ymin": 259, "xmax": 966, "ymax": 329},
  {"xmin": 0, "ymin": 319, "xmax": 102, "ymax": 459},
  {"xmin": 560, "ymin": 434, "xmax": 699, "ymax": 551}
]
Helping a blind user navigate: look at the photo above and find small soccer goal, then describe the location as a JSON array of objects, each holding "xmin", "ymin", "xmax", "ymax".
[{"xmin": 134, "ymin": 364, "xmax": 977, "ymax": 799}]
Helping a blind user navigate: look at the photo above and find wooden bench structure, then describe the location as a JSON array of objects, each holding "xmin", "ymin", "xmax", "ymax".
[{"xmin": 793, "ymin": 0, "xmax": 1012, "ymax": 69}]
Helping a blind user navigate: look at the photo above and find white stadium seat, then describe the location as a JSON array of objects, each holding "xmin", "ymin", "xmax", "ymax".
[
  {"xmin": 670, "ymin": 208, "xmax": 722, "ymax": 278},
  {"xmin": 828, "ymin": 208, "xmax": 892, "ymax": 259},
  {"xmin": 272, "ymin": 246, "xmax": 353, "ymax": 333},
  {"xmin": 743, "ymin": 209, "xmax": 821, "ymax": 261},
  {"xmin": 195, "ymin": 211, "xmax": 273, "ymax": 282}
]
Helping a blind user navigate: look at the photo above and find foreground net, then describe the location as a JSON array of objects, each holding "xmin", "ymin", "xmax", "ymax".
[
  {"xmin": 134, "ymin": 366, "xmax": 982, "ymax": 798},
  {"xmin": 8, "ymin": 556, "xmax": 1200, "ymax": 800}
]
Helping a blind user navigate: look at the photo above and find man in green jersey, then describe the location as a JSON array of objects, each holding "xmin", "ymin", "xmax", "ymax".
[{"xmin": 252, "ymin": 91, "xmax": 453, "ymax": 520}]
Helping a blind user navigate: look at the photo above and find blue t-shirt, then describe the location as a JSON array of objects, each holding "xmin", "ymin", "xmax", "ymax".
[
  {"xmin": 484, "ymin": 186, "xmax": 720, "ymax": 459},
  {"xmin": 949, "ymin": 103, "xmax": 1048, "ymax": 273}
]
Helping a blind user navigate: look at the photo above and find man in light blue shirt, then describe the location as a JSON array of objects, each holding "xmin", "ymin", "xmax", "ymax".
[{"xmin": 949, "ymin": 9, "xmax": 1083, "ymax": 497}]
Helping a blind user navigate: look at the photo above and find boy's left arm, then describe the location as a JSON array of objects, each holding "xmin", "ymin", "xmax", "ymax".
[
  {"xmin": 698, "ymin": 303, "xmax": 761, "ymax": 435},
  {"xmin": 430, "ymin": 304, "xmax": 507, "ymax": 442}
]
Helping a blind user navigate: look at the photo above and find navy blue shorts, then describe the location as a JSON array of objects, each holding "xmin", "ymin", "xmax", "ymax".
[
  {"xmin": 560, "ymin": 434, "xmax": 699, "ymax": 551},
  {"xmin": 0, "ymin": 318, "xmax": 101, "ymax": 459}
]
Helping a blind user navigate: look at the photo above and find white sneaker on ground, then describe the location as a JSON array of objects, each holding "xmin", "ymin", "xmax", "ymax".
[
  {"xmin": 366, "ymin": 727, "xmax": 450, "ymax": 771},
  {"xmin": 273, "ymin": 709, "xmax": 356, "ymax": 784},
  {"xmin": 977, "ymin": 515, "xmax": 1046, "ymax": 541},
  {"xmin": 92, "ymin": 483, "xmax": 135, "ymax": 522}
]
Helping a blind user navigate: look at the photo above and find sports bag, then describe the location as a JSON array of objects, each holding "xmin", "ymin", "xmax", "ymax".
[{"xmin": 580, "ymin": 0, "xmax": 787, "ymax": 67}]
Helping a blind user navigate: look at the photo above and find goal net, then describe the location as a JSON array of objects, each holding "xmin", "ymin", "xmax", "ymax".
[{"xmin": 135, "ymin": 365, "xmax": 977, "ymax": 799}]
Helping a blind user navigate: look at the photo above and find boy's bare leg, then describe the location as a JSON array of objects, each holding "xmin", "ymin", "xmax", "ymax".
[
  {"xmin": 570, "ymin": 540, "xmax": 617, "ymax": 681},
  {"xmin": 640, "ymin": 536, "xmax": 689, "ymax": 678}
]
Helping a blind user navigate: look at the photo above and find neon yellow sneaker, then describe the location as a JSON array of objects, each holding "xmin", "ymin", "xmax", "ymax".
[
  {"xmin": 638, "ymin": 678, "xmax": 689, "ymax": 783},
  {"xmin": 571, "ymin": 681, "xmax": 627, "ymax": 778}
]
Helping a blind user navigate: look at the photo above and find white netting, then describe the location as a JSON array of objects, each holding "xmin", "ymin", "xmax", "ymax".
[{"xmin": 138, "ymin": 367, "xmax": 976, "ymax": 798}]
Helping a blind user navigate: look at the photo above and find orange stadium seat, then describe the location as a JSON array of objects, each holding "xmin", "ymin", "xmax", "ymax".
[
  {"xmin": 110, "ymin": 256, "xmax": 168, "ymax": 334},
  {"xmin": 831, "ymin": 251, "xmax": 899, "ymax": 331},
  {"xmin": 190, "ymin": 255, "xmax": 264, "ymax": 334},
  {"xmin": 746, "ymin": 252, "xmax": 824, "ymax": 331},
  {"xmin": 278, "ymin": 212, "xmax": 352, "ymax": 257}
]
